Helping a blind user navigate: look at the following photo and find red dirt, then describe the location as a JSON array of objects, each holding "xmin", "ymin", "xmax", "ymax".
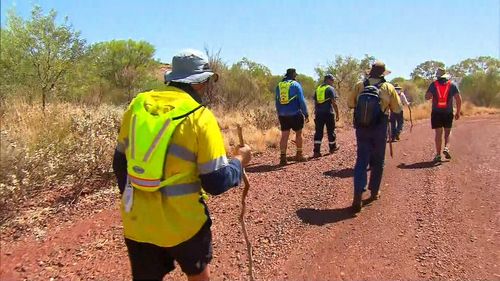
[{"xmin": 1, "ymin": 115, "xmax": 499, "ymax": 281}]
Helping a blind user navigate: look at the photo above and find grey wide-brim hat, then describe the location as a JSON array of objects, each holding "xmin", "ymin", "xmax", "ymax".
[{"xmin": 164, "ymin": 49, "xmax": 218, "ymax": 84}]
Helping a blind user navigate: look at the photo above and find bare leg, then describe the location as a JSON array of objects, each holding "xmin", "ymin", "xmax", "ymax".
[
  {"xmin": 187, "ymin": 266, "xmax": 210, "ymax": 281},
  {"xmin": 295, "ymin": 130, "xmax": 303, "ymax": 152},
  {"xmin": 444, "ymin": 128, "xmax": 451, "ymax": 148},
  {"xmin": 435, "ymin": 128, "xmax": 443, "ymax": 155},
  {"xmin": 280, "ymin": 130, "xmax": 290, "ymax": 155}
]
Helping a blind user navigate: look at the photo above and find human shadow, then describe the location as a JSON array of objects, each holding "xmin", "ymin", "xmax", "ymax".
[
  {"xmin": 245, "ymin": 163, "xmax": 284, "ymax": 173},
  {"xmin": 296, "ymin": 207, "xmax": 356, "ymax": 226},
  {"xmin": 397, "ymin": 161, "xmax": 441, "ymax": 170},
  {"xmin": 323, "ymin": 168, "xmax": 354, "ymax": 179}
]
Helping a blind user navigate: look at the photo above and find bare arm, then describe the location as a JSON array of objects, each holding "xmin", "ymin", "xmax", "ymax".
[
  {"xmin": 425, "ymin": 91, "xmax": 433, "ymax": 100},
  {"xmin": 332, "ymin": 100, "xmax": 340, "ymax": 121},
  {"xmin": 454, "ymin": 94, "xmax": 462, "ymax": 120}
]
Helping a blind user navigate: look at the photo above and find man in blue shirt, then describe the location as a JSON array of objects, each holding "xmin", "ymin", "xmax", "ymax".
[
  {"xmin": 275, "ymin": 68, "xmax": 309, "ymax": 165},
  {"xmin": 313, "ymin": 74, "xmax": 340, "ymax": 157}
]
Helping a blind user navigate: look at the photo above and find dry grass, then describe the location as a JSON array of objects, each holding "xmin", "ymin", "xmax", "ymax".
[
  {"xmin": 403, "ymin": 101, "xmax": 499, "ymax": 121},
  {"xmin": 1, "ymin": 100, "xmax": 497, "ymax": 224},
  {"xmin": 461, "ymin": 101, "xmax": 500, "ymax": 116},
  {"xmin": 0, "ymin": 102, "xmax": 123, "ymax": 223},
  {"xmin": 213, "ymin": 107, "xmax": 281, "ymax": 153}
]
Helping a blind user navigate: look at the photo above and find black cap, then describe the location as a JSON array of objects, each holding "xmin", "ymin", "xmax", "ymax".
[
  {"xmin": 285, "ymin": 68, "xmax": 297, "ymax": 77},
  {"xmin": 324, "ymin": 74, "xmax": 334, "ymax": 81}
]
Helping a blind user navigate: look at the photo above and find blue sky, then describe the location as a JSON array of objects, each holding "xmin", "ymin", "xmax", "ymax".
[{"xmin": 1, "ymin": 0, "xmax": 499, "ymax": 79}]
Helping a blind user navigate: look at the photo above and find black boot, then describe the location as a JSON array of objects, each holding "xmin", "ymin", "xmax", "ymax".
[
  {"xmin": 351, "ymin": 193, "xmax": 362, "ymax": 213},
  {"xmin": 313, "ymin": 144, "xmax": 321, "ymax": 158},
  {"xmin": 329, "ymin": 143, "xmax": 340, "ymax": 154}
]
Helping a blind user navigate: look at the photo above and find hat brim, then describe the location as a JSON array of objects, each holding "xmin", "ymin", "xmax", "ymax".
[
  {"xmin": 365, "ymin": 69, "xmax": 392, "ymax": 78},
  {"xmin": 437, "ymin": 73, "xmax": 451, "ymax": 79},
  {"xmin": 395, "ymin": 86, "xmax": 402, "ymax": 90},
  {"xmin": 164, "ymin": 71, "xmax": 217, "ymax": 84}
]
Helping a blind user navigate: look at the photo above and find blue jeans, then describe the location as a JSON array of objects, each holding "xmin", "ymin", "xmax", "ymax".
[
  {"xmin": 390, "ymin": 111, "xmax": 404, "ymax": 138},
  {"xmin": 354, "ymin": 119, "xmax": 388, "ymax": 194}
]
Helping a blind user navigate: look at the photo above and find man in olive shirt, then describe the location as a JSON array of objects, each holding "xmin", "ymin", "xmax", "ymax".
[{"xmin": 348, "ymin": 61, "xmax": 402, "ymax": 212}]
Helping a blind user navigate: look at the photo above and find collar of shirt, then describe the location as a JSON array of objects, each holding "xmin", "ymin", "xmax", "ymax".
[{"xmin": 168, "ymin": 82, "xmax": 203, "ymax": 104}]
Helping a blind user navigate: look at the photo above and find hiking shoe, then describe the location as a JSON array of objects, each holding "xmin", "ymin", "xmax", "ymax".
[
  {"xmin": 443, "ymin": 147, "xmax": 452, "ymax": 159},
  {"xmin": 312, "ymin": 152, "xmax": 322, "ymax": 158},
  {"xmin": 351, "ymin": 193, "xmax": 362, "ymax": 213},
  {"xmin": 395, "ymin": 134, "xmax": 400, "ymax": 141},
  {"xmin": 279, "ymin": 154, "xmax": 287, "ymax": 166},
  {"xmin": 295, "ymin": 152, "xmax": 307, "ymax": 162},
  {"xmin": 370, "ymin": 190, "xmax": 381, "ymax": 200},
  {"xmin": 329, "ymin": 145, "xmax": 340, "ymax": 154},
  {"xmin": 433, "ymin": 154, "xmax": 442, "ymax": 163}
]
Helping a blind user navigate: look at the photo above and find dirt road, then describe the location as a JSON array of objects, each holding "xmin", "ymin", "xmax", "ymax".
[{"xmin": 1, "ymin": 115, "xmax": 499, "ymax": 280}]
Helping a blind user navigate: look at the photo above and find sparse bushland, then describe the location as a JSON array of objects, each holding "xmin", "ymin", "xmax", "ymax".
[{"xmin": 1, "ymin": 5, "xmax": 499, "ymax": 228}]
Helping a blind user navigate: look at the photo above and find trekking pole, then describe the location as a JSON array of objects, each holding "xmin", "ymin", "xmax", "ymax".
[
  {"xmin": 408, "ymin": 105, "xmax": 413, "ymax": 133},
  {"xmin": 237, "ymin": 124, "xmax": 255, "ymax": 281}
]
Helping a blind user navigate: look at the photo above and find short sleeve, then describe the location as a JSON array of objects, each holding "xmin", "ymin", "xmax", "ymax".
[
  {"xmin": 451, "ymin": 82, "xmax": 460, "ymax": 96},
  {"xmin": 116, "ymin": 108, "xmax": 133, "ymax": 153},
  {"xmin": 427, "ymin": 83, "xmax": 436, "ymax": 95},
  {"xmin": 196, "ymin": 108, "xmax": 229, "ymax": 175}
]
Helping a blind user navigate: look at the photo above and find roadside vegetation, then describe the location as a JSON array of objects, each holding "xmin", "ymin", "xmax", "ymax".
[{"xmin": 1, "ymin": 6, "xmax": 498, "ymax": 226}]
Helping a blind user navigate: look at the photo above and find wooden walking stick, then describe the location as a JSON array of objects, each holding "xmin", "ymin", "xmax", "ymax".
[
  {"xmin": 387, "ymin": 117, "xmax": 393, "ymax": 158},
  {"xmin": 236, "ymin": 124, "xmax": 255, "ymax": 281}
]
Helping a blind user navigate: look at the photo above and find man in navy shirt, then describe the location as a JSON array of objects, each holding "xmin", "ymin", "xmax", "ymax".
[
  {"xmin": 275, "ymin": 68, "xmax": 309, "ymax": 165},
  {"xmin": 313, "ymin": 74, "xmax": 340, "ymax": 157},
  {"xmin": 425, "ymin": 67, "xmax": 462, "ymax": 162}
]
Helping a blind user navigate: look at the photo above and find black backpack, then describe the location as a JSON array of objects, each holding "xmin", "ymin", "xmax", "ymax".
[{"xmin": 354, "ymin": 79, "xmax": 384, "ymax": 128}]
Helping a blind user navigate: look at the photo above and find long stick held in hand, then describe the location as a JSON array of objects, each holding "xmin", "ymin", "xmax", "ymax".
[
  {"xmin": 408, "ymin": 105, "xmax": 414, "ymax": 133},
  {"xmin": 237, "ymin": 124, "xmax": 255, "ymax": 281}
]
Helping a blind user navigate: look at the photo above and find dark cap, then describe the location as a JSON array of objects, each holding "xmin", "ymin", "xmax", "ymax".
[
  {"xmin": 393, "ymin": 83, "xmax": 402, "ymax": 90},
  {"xmin": 369, "ymin": 61, "xmax": 391, "ymax": 78},
  {"xmin": 285, "ymin": 68, "xmax": 297, "ymax": 78},
  {"xmin": 436, "ymin": 67, "xmax": 450, "ymax": 79},
  {"xmin": 324, "ymin": 74, "xmax": 334, "ymax": 81}
]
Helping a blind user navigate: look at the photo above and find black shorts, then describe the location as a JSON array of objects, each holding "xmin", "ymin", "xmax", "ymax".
[
  {"xmin": 125, "ymin": 221, "xmax": 212, "ymax": 280},
  {"xmin": 278, "ymin": 114, "xmax": 304, "ymax": 131},
  {"xmin": 431, "ymin": 111, "xmax": 453, "ymax": 129}
]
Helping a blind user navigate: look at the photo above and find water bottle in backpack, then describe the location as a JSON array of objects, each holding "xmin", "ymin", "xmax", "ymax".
[{"xmin": 354, "ymin": 80, "xmax": 384, "ymax": 128}]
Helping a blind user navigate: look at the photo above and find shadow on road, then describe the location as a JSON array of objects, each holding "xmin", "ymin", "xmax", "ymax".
[
  {"xmin": 397, "ymin": 161, "xmax": 441, "ymax": 169},
  {"xmin": 296, "ymin": 207, "xmax": 356, "ymax": 226},
  {"xmin": 323, "ymin": 168, "xmax": 354, "ymax": 178}
]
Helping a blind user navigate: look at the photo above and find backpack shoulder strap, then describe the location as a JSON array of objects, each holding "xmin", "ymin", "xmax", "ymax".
[{"xmin": 172, "ymin": 104, "xmax": 204, "ymax": 120}]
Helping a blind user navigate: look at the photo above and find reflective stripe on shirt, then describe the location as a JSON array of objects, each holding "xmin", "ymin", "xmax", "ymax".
[
  {"xmin": 168, "ymin": 143, "xmax": 196, "ymax": 162},
  {"xmin": 160, "ymin": 182, "xmax": 201, "ymax": 197},
  {"xmin": 198, "ymin": 156, "xmax": 229, "ymax": 175}
]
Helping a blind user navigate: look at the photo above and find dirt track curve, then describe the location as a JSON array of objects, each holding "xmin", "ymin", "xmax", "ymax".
[{"xmin": 1, "ymin": 115, "xmax": 499, "ymax": 281}]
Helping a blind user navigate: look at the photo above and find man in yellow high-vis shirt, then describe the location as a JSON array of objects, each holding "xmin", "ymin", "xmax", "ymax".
[{"xmin": 112, "ymin": 49, "xmax": 251, "ymax": 281}]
